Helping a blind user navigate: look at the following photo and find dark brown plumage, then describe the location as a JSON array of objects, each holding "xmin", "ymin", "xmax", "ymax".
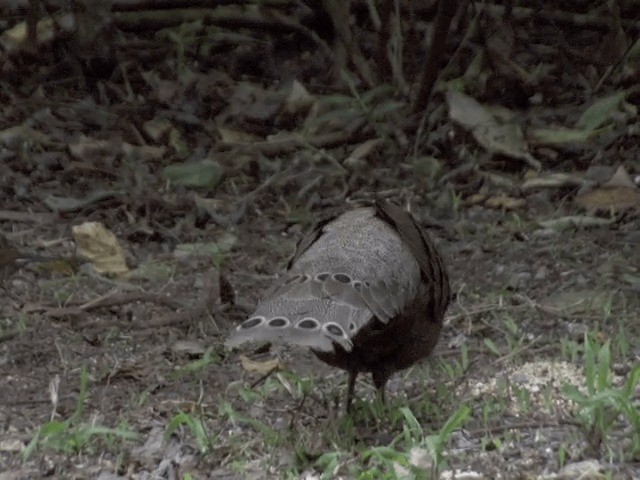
[{"xmin": 227, "ymin": 200, "xmax": 451, "ymax": 410}]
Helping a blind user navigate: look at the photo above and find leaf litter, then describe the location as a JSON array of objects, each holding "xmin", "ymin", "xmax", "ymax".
[{"xmin": 0, "ymin": 2, "xmax": 639, "ymax": 478}]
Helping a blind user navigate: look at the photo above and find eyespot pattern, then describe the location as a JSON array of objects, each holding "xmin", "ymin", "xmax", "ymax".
[
  {"xmin": 324, "ymin": 322, "xmax": 346, "ymax": 337},
  {"xmin": 296, "ymin": 318, "xmax": 320, "ymax": 330},
  {"xmin": 284, "ymin": 274, "xmax": 301, "ymax": 285},
  {"xmin": 268, "ymin": 317, "xmax": 289, "ymax": 328},
  {"xmin": 240, "ymin": 316, "xmax": 265, "ymax": 329},
  {"xmin": 333, "ymin": 273, "xmax": 351, "ymax": 283}
]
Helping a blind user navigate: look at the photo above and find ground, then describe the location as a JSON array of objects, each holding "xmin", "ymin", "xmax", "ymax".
[{"xmin": 0, "ymin": 1, "xmax": 639, "ymax": 479}]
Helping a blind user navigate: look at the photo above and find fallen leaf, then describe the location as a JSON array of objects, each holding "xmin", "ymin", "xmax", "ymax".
[
  {"xmin": 168, "ymin": 128, "xmax": 189, "ymax": 159},
  {"xmin": 143, "ymin": 117, "xmax": 173, "ymax": 142},
  {"xmin": 574, "ymin": 187, "xmax": 640, "ymax": 211},
  {"xmin": 343, "ymin": 138, "xmax": 383, "ymax": 169},
  {"xmin": 485, "ymin": 194, "xmax": 526, "ymax": 210},
  {"xmin": 68, "ymin": 135, "xmax": 114, "ymax": 159},
  {"xmin": 521, "ymin": 173, "xmax": 584, "ymax": 190},
  {"xmin": 72, "ymin": 222, "xmax": 129, "ymax": 276},
  {"xmin": 282, "ymin": 80, "xmax": 315, "ymax": 116},
  {"xmin": 172, "ymin": 340, "xmax": 206, "ymax": 355},
  {"xmin": 162, "ymin": 159, "xmax": 225, "ymax": 189},
  {"xmin": 0, "ymin": 439, "xmax": 24, "ymax": 453},
  {"xmin": 217, "ymin": 127, "xmax": 260, "ymax": 143},
  {"xmin": 128, "ymin": 261, "xmax": 174, "ymax": 281},
  {"xmin": 537, "ymin": 216, "xmax": 615, "ymax": 231},
  {"xmin": 227, "ymin": 82, "xmax": 284, "ymax": 121},
  {"xmin": 541, "ymin": 290, "xmax": 615, "ymax": 315},
  {"xmin": 465, "ymin": 193, "xmax": 487, "ymax": 206},
  {"xmin": 527, "ymin": 126, "xmax": 608, "ymax": 146},
  {"xmin": 603, "ymin": 165, "xmax": 636, "ymax": 189},
  {"xmin": 447, "ymin": 90, "xmax": 540, "ymax": 170},
  {"xmin": 576, "ymin": 91, "xmax": 627, "ymax": 131},
  {"xmin": 584, "ymin": 165, "xmax": 616, "ymax": 183},
  {"xmin": 0, "ymin": 125, "xmax": 49, "ymax": 149},
  {"xmin": 0, "ymin": 15, "xmax": 70, "ymax": 53},
  {"xmin": 240, "ymin": 355, "xmax": 283, "ymax": 375},
  {"xmin": 174, "ymin": 233, "xmax": 237, "ymax": 258},
  {"xmin": 43, "ymin": 190, "xmax": 124, "ymax": 213},
  {"xmin": 121, "ymin": 142, "xmax": 166, "ymax": 162}
]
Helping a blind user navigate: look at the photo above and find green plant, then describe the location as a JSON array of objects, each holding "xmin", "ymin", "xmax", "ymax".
[
  {"xmin": 174, "ymin": 347, "xmax": 223, "ymax": 377},
  {"xmin": 563, "ymin": 333, "xmax": 640, "ymax": 460},
  {"xmin": 220, "ymin": 400, "xmax": 282, "ymax": 445},
  {"xmin": 387, "ymin": 404, "xmax": 471, "ymax": 477},
  {"xmin": 165, "ymin": 411, "xmax": 213, "ymax": 453},
  {"xmin": 557, "ymin": 444, "xmax": 568, "ymax": 468},
  {"xmin": 24, "ymin": 369, "xmax": 138, "ymax": 459},
  {"xmin": 560, "ymin": 338, "xmax": 582, "ymax": 363}
]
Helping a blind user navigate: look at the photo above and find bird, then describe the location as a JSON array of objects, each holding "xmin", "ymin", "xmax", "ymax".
[
  {"xmin": 227, "ymin": 199, "xmax": 451, "ymax": 410},
  {"xmin": 0, "ymin": 234, "xmax": 56, "ymax": 281}
]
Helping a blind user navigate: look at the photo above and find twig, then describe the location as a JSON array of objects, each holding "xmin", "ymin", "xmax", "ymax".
[
  {"xmin": 413, "ymin": 0, "xmax": 459, "ymax": 112},
  {"xmin": 130, "ymin": 267, "xmax": 219, "ymax": 331},
  {"xmin": 219, "ymin": 129, "xmax": 363, "ymax": 156}
]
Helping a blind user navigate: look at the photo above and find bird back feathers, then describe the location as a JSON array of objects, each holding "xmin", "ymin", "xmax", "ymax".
[{"xmin": 227, "ymin": 200, "xmax": 447, "ymax": 356}]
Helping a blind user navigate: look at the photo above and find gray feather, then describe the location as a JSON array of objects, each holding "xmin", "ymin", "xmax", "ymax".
[
  {"xmin": 226, "ymin": 205, "xmax": 422, "ymax": 353},
  {"xmin": 226, "ymin": 199, "xmax": 452, "ymax": 412}
]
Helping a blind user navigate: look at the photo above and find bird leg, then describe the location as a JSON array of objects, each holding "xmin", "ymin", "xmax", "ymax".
[
  {"xmin": 346, "ymin": 371, "xmax": 357, "ymax": 412},
  {"xmin": 372, "ymin": 370, "xmax": 389, "ymax": 406},
  {"xmin": 376, "ymin": 385, "xmax": 386, "ymax": 405}
]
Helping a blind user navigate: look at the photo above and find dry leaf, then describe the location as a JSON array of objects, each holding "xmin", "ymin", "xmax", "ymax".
[
  {"xmin": 485, "ymin": 194, "xmax": 526, "ymax": 210},
  {"xmin": 447, "ymin": 90, "xmax": 540, "ymax": 170},
  {"xmin": 521, "ymin": 173, "xmax": 584, "ymax": 190},
  {"xmin": 541, "ymin": 290, "xmax": 614, "ymax": 315},
  {"xmin": 172, "ymin": 340, "xmax": 206, "ymax": 355},
  {"xmin": 343, "ymin": 138, "xmax": 383, "ymax": 168},
  {"xmin": 44, "ymin": 190, "xmax": 123, "ymax": 213},
  {"xmin": 217, "ymin": 127, "xmax": 260, "ymax": 143},
  {"xmin": 527, "ymin": 126, "xmax": 599, "ymax": 146},
  {"xmin": 143, "ymin": 117, "xmax": 173, "ymax": 142},
  {"xmin": 239, "ymin": 355, "xmax": 283, "ymax": 375},
  {"xmin": 575, "ymin": 187, "xmax": 640, "ymax": 211},
  {"xmin": 121, "ymin": 142, "xmax": 166, "ymax": 161},
  {"xmin": 68, "ymin": 135, "xmax": 114, "ymax": 159},
  {"xmin": 282, "ymin": 80, "xmax": 315, "ymax": 115},
  {"xmin": 603, "ymin": 165, "xmax": 636, "ymax": 189},
  {"xmin": 538, "ymin": 216, "xmax": 614, "ymax": 231},
  {"xmin": 466, "ymin": 193, "xmax": 487, "ymax": 206},
  {"xmin": 0, "ymin": 125, "xmax": 49, "ymax": 149},
  {"xmin": 72, "ymin": 222, "xmax": 129, "ymax": 276}
]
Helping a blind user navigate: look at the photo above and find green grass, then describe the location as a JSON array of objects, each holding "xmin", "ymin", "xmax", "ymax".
[
  {"xmin": 166, "ymin": 410, "xmax": 215, "ymax": 453},
  {"xmin": 214, "ymin": 362, "xmax": 472, "ymax": 478},
  {"xmin": 563, "ymin": 333, "xmax": 640, "ymax": 461},
  {"xmin": 24, "ymin": 369, "xmax": 138, "ymax": 460}
]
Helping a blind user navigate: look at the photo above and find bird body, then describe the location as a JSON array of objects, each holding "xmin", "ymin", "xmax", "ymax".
[{"xmin": 227, "ymin": 200, "xmax": 450, "ymax": 409}]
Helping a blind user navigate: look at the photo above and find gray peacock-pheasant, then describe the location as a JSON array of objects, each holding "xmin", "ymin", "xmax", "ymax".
[{"xmin": 227, "ymin": 199, "xmax": 451, "ymax": 410}]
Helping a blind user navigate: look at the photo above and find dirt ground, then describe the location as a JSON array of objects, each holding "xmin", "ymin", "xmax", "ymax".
[{"xmin": 1, "ymin": 2, "xmax": 639, "ymax": 479}]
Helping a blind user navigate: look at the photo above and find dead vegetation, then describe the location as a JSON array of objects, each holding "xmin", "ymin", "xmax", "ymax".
[{"xmin": 0, "ymin": 0, "xmax": 639, "ymax": 478}]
